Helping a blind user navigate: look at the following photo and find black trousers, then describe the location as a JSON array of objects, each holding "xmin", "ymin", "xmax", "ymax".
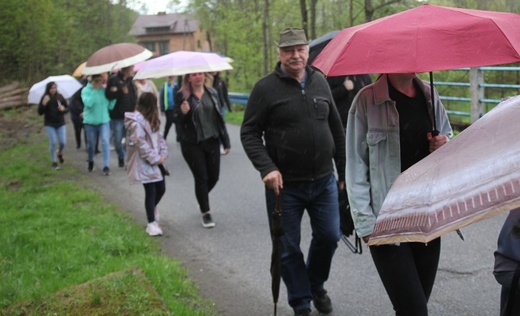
[
  {"xmin": 143, "ymin": 180, "xmax": 165, "ymax": 223},
  {"xmin": 163, "ymin": 109, "xmax": 175, "ymax": 140},
  {"xmin": 180, "ymin": 138, "xmax": 220, "ymax": 213},
  {"xmin": 71, "ymin": 118, "xmax": 85, "ymax": 149},
  {"xmin": 369, "ymin": 238, "xmax": 441, "ymax": 316}
]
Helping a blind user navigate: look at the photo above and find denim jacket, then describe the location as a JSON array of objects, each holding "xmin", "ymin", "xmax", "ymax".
[{"xmin": 346, "ymin": 74, "xmax": 453, "ymax": 238}]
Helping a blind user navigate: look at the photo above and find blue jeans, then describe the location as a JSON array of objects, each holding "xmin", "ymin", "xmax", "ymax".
[
  {"xmin": 265, "ymin": 174, "xmax": 341, "ymax": 312},
  {"xmin": 45, "ymin": 125, "xmax": 66, "ymax": 163},
  {"xmin": 85, "ymin": 122, "xmax": 110, "ymax": 168},
  {"xmin": 110, "ymin": 118, "xmax": 125, "ymax": 159}
]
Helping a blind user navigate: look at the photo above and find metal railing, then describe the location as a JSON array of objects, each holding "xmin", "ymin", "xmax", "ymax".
[{"xmin": 435, "ymin": 66, "xmax": 520, "ymax": 123}]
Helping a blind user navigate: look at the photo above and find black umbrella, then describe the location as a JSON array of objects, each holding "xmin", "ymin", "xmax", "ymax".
[
  {"xmin": 270, "ymin": 194, "xmax": 284, "ymax": 316},
  {"xmin": 308, "ymin": 30, "xmax": 339, "ymax": 64}
]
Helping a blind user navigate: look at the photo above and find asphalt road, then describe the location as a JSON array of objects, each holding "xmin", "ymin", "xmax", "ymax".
[{"xmin": 65, "ymin": 121, "xmax": 505, "ymax": 316}]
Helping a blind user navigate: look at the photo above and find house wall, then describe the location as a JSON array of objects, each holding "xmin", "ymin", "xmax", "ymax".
[{"xmin": 136, "ymin": 29, "xmax": 210, "ymax": 56}]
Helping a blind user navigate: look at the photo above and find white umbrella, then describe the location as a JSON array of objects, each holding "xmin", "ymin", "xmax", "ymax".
[
  {"xmin": 134, "ymin": 51, "xmax": 233, "ymax": 80},
  {"xmin": 28, "ymin": 75, "xmax": 83, "ymax": 104}
]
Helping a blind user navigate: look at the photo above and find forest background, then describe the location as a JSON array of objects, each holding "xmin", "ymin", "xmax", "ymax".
[{"xmin": 1, "ymin": 0, "xmax": 519, "ymax": 101}]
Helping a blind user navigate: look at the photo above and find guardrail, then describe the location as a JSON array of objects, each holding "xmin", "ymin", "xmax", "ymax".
[
  {"xmin": 229, "ymin": 92, "xmax": 249, "ymax": 105},
  {"xmin": 435, "ymin": 66, "xmax": 520, "ymax": 123}
]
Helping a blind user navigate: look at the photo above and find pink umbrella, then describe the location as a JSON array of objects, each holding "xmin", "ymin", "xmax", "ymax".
[
  {"xmin": 313, "ymin": 4, "xmax": 520, "ymax": 76},
  {"xmin": 313, "ymin": 4, "xmax": 520, "ymax": 133},
  {"xmin": 134, "ymin": 51, "xmax": 233, "ymax": 79}
]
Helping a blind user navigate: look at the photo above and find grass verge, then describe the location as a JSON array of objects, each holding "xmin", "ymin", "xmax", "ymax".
[{"xmin": 0, "ymin": 130, "xmax": 215, "ymax": 315}]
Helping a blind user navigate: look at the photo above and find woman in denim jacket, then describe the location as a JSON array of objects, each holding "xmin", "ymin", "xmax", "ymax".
[{"xmin": 346, "ymin": 73, "xmax": 452, "ymax": 316}]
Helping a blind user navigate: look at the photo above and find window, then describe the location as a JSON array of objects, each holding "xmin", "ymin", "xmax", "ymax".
[
  {"xmin": 145, "ymin": 26, "xmax": 170, "ymax": 33},
  {"xmin": 143, "ymin": 42, "xmax": 156, "ymax": 52},
  {"xmin": 159, "ymin": 41, "xmax": 169, "ymax": 55}
]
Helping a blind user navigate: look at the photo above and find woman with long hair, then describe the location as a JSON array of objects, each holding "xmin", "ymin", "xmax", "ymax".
[
  {"xmin": 125, "ymin": 92, "xmax": 168, "ymax": 236},
  {"xmin": 173, "ymin": 72, "xmax": 230, "ymax": 228},
  {"xmin": 37, "ymin": 81, "xmax": 69, "ymax": 170}
]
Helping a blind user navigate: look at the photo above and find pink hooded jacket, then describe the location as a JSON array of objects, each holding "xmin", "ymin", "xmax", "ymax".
[{"xmin": 124, "ymin": 111, "xmax": 168, "ymax": 184}]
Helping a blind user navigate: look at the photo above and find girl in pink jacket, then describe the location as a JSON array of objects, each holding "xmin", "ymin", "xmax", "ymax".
[{"xmin": 124, "ymin": 92, "xmax": 168, "ymax": 236}]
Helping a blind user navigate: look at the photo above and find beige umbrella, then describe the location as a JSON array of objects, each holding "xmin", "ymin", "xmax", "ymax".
[
  {"xmin": 82, "ymin": 43, "xmax": 152, "ymax": 75},
  {"xmin": 368, "ymin": 96, "xmax": 520, "ymax": 246},
  {"xmin": 72, "ymin": 62, "xmax": 86, "ymax": 77}
]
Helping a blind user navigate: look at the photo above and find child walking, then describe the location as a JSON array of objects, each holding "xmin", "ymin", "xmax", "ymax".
[{"xmin": 125, "ymin": 92, "xmax": 169, "ymax": 236}]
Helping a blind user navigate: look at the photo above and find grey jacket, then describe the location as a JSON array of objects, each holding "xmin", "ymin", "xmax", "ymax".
[
  {"xmin": 346, "ymin": 74, "xmax": 453, "ymax": 238},
  {"xmin": 124, "ymin": 111, "xmax": 168, "ymax": 184}
]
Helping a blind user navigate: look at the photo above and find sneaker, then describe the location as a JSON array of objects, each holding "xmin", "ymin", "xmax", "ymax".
[
  {"xmin": 57, "ymin": 151, "xmax": 64, "ymax": 164},
  {"xmin": 201, "ymin": 213, "xmax": 215, "ymax": 228},
  {"xmin": 295, "ymin": 309, "xmax": 311, "ymax": 316},
  {"xmin": 313, "ymin": 290, "xmax": 332, "ymax": 314},
  {"xmin": 51, "ymin": 162, "xmax": 60, "ymax": 170},
  {"xmin": 87, "ymin": 161, "xmax": 94, "ymax": 172},
  {"xmin": 154, "ymin": 207, "xmax": 160, "ymax": 222},
  {"xmin": 118, "ymin": 158, "xmax": 125, "ymax": 168},
  {"xmin": 146, "ymin": 221, "xmax": 163, "ymax": 236},
  {"xmin": 103, "ymin": 167, "xmax": 111, "ymax": 176}
]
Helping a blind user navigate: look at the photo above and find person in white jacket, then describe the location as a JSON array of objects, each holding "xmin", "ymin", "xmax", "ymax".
[{"xmin": 124, "ymin": 92, "xmax": 169, "ymax": 236}]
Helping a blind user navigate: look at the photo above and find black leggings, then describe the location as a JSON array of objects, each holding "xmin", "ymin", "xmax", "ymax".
[
  {"xmin": 143, "ymin": 180, "xmax": 166, "ymax": 223},
  {"xmin": 180, "ymin": 138, "xmax": 220, "ymax": 213},
  {"xmin": 72, "ymin": 118, "xmax": 85, "ymax": 149},
  {"xmin": 163, "ymin": 110, "xmax": 175, "ymax": 140},
  {"xmin": 369, "ymin": 238, "xmax": 441, "ymax": 316}
]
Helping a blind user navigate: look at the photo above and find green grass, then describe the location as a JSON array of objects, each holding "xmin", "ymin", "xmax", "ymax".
[
  {"xmin": 0, "ymin": 132, "xmax": 215, "ymax": 315},
  {"xmin": 224, "ymin": 105, "xmax": 244, "ymax": 125}
]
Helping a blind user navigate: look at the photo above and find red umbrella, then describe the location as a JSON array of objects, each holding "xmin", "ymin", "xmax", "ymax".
[
  {"xmin": 368, "ymin": 95, "xmax": 520, "ymax": 245},
  {"xmin": 83, "ymin": 43, "xmax": 153, "ymax": 75},
  {"xmin": 313, "ymin": 4, "xmax": 520, "ymax": 133},
  {"xmin": 313, "ymin": 4, "xmax": 520, "ymax": 76}
]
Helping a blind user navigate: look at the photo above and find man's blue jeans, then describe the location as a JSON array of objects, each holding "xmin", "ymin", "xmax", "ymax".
[
  {"xmin": 111, "ymin": 118, "xmax": 125, "ymax": 159},
  {"xmin": 265, "ymin": 174, "xmax": 341, "ymax": 312}
]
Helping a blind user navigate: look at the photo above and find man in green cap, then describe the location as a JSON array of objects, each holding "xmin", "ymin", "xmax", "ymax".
[{"xmin": 241, "ymin": 27, "xmax": 345, "ymax": 316}]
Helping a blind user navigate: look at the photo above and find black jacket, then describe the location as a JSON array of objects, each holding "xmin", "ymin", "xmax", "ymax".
[
  {"xmin": 105, "ymin": 72, "xmax": 137, "ymax": 119},
  {"xmin": 37, "ymin": 94, "xmax": 68, "ymax": 127},
  {"xmin": 172, "ymin": 86, "xmax": 230, "ymax": 149},
  {"xmin": 241, "ymin": 62, "xmax": 346, "ymax": 183}
]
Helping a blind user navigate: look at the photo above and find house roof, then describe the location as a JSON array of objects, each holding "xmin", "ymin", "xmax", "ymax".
[{"xmin": 129, "ymin": 12, "xmax": 199, "ymax": 37}]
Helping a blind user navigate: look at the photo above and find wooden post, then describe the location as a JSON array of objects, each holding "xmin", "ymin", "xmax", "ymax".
[{"xmin": 469, "ymin": 67, "xmax": 484, "ymax": 123}]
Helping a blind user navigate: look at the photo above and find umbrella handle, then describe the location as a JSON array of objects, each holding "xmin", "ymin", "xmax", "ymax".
[
  {"xmin": 275, "ymin": 194, "xmax": 282, "ymax": 214},
  {"xmin": 429, "ymin": 72, "xmax": 440, "ymax": 136}
]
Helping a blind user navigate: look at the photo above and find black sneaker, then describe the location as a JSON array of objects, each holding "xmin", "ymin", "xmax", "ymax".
[
  {"xmin": 118, "ymin": 158, "xmax": 125, "ymax": 168},
  {"xmin": 103, "ymin": 167, "xmax": 111, "ymax": 176},
  {"xmin": 295, "ymin": 308, "xmax": 311, "ymax": 316},
  {"xmin": 51, "ymin": 162, "xmax": 60, "ymax": 170},
  {"xmin": 88, "ymin": 161, "xmax": 94, "ymax": 172},
  {"xmin": 313, "ymin": 289, "xmax": 332, "ymax": 314},
  {"xmin": 201, "ymin": 213, "xmax": 215, "ymax": 228}
]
